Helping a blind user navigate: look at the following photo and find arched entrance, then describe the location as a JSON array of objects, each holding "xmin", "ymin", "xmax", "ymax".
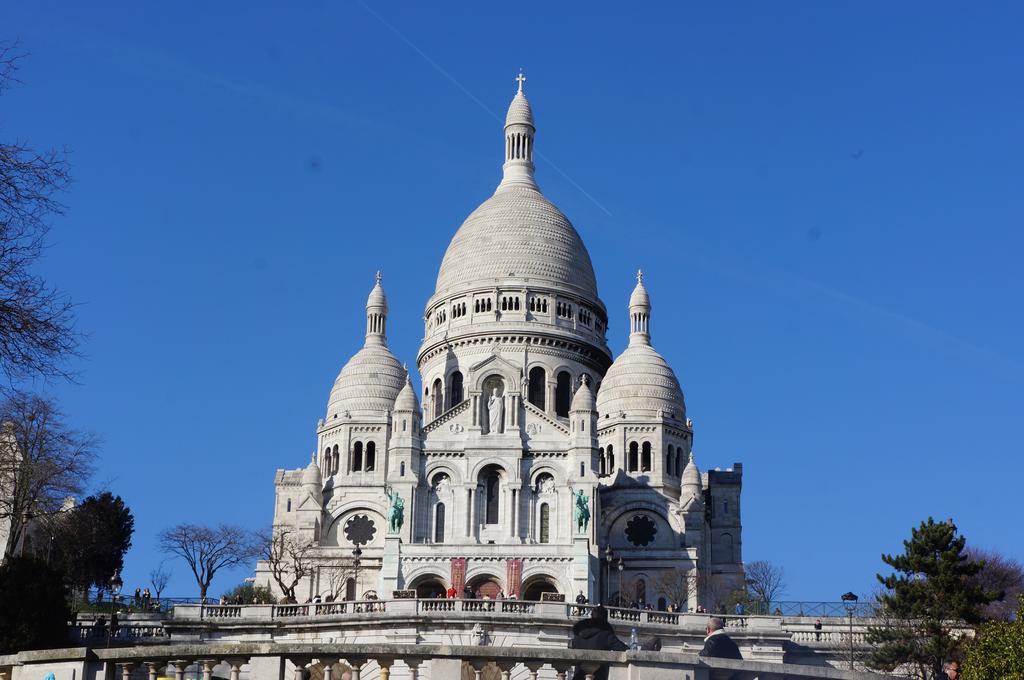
[
  {"xmin": 409, "ymin": 574, "xmax": 448, "ymax": 598},
  {"xmin": 521, "ymin": 575, "xmax": 560, "ymax": 601},
  {"xmin": 467, "ymin": 574, "xmax": 502, "ymax": 599}
]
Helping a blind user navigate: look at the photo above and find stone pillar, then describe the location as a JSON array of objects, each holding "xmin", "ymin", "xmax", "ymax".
[
  {"xmin": 121, "ymin": 663, "xmax": 136, "ymax": 680},
  {"xmin": 146, "ymin": 662, "xmax": 160, "ymax": 680},
  {"xmin": 172, "ymin": 662, "xmax": 189, "ymax": 680},
  {"xmin": 202, "ymin": 660, "xmax": 215, "ymax": 680},
  {"xmin": 380, "ymin": 535, "xmax": 401, "ymax": 594},
  {"xmin": 344, "ymin": 658, "xmax": 365, "ymax": 680},
  {"xmin": 227, "ymin": 660, "xmax": 245, "ymax": 680}
]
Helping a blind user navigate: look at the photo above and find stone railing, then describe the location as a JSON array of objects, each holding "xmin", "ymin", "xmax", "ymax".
[{"xmin": 0, "ymin": 641, "xmax": 892, "ymax": 680}]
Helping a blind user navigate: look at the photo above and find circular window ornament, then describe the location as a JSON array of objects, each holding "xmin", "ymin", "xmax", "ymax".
[
  {"xmin": 344, "ymin": 514, "xmax": 377, "ymax": 546},
  {"xmin": 625, "ymin": 514, "xmax": 657, "ymax": 547}
]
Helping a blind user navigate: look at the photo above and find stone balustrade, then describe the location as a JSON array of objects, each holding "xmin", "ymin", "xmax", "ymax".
[{"xmin": 0, "ymin": 641, "xmax": 891, "ymax": 680}]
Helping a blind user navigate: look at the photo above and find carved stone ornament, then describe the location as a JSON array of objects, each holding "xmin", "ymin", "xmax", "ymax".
[
  {"xmin": 625, "ymin": 514, "xmax": 657, "ymax": 547},
  {"xmin": 344, "ymin": 514, "xmax": 376, "ymax": 546}
]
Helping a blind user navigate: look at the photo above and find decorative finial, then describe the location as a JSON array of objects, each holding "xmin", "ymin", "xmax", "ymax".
[
  {"xmin": 581, "ymin": 374, "xmax": 590, "ymax": 386},
  {"xmin": 516, "ymin": 69, "xmax": 526, "ymax": 94},
  {"xmin": 375, "ymin": 270, "xmax": 382, "ymax": 284},
  {"xmin": 637, "ymin": 269, "xmax": 644, "ymax": 284}
]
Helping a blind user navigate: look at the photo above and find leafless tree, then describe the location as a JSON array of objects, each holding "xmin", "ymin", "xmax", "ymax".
[
  {"xmin": 966, "ymin": 545, "xmax": 1024, "ymax": 621},
  {"xmin": 157, "ymin": 523, "xmax": 258, "ymax": 602},
  {"xmin": 322, "ymin": 564, "xmax": 358, "ymax": 601},
  {"xmin": 0, "ymin": 42, "xmax": 79, "ymax": 381},
  {"xmin": 0, "ymin": 390, "xmax": 97, "ymax": 561},
  {"xmin": 259, "ymin": 528, "xmax": 316, "ymax": 603},
  {"xmin": 149, "ymin": 562, "xmax": 172, "ymax": 602},
  {"xmin": 651, "ymin": 568, "xmax": 699, "ymax": 610},
  {"xmin": 745, "ymin": 560, "xmax": 786, "ymax": 610}
]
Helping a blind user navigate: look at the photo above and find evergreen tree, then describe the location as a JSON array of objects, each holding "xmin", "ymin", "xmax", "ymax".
[
  {"xmin": 866, "ymin": 518, "xmax": 999, "ymax": 679},
  {"xmin": 52, "ymin": 492, "xmax": 134, "ymax": 597}
]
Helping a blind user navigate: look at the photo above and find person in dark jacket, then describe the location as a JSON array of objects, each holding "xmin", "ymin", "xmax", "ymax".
[
  {"xmin": 699, "ymin": 617, "xmax": 742, "ymax": 660},
  {"xmin": 568, "ymin": 605, "xmax": 628, "ymax": 680}
]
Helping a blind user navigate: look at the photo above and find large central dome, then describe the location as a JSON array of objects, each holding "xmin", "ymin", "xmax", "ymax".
[{"xmin": 433, "ymin": 185, "xmax": 599, "ymax": 300}]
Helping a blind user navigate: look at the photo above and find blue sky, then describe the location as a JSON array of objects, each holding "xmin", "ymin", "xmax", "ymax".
[{"xmin": 3, "ymin": 1, "xmax": 1022, "ymax": 602}]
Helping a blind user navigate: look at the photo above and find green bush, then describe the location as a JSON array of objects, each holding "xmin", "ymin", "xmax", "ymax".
[
  {"xmin": 220, "ymin": 582, "xmax": 275, "ymax": 604},
  {"xmin": 962, "ymin": 595, "xmax": 1024, "ymax": 680}
]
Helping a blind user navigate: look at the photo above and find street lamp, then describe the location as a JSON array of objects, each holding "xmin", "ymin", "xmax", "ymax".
[
  {"xmin": 352, "ymin": 546, "xmax": 363, "ymax": 602},
  {"xmin": 107, "ymin": 570, "xmax": 123, "ymax": 647},
  {"xmin": 604, "ymin": 548, "xmax": 614, "ymax": 604},
  {"xmin": 841, "ymin": 591, "xmax": 858, "ymax": 671},
  {"xmin": 616, "ymin": 559, "xmax": 624, "ymax": 608}
]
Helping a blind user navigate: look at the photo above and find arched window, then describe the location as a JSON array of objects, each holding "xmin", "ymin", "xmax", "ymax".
[
  {"xmin": 345, "ymin": 577, "xmax": 356, "ymax": 601},
  {"xmin": 286, "ymin": 498, "xmax": 292, "ymax": 512},
  {"xmin": 449, "ymin": 371, "xmax": 464, "ymax": 407},
  {"xmin": 352, "ymin": 441, "xmax": 363, "ymax": 472},
  {"xmin": 658, "ymin": 596, "xmax": 667, "ymax": 611},
  {"xmin": 641, "ymin": 442, "xmax": 652, "ymax": 472},
  {"xmin": 666, "ymin": 445, "xmax": 674, "ymax": 476},
  {"xmin": 528, "ymin": 366, "xmax": 546, "ymax": 410},
  {"xmin": 580, "ymin": 462, "xmax": 586, "ymax": 477},
  {"xmin": 636, "ymin": 578, "xmax": 647, "ymax": 605},
  {"xmin": 400, "ymin": 461, "xmax": 406, "ymax": 477},
  {"xmin": 432, "ymin": 378, "xmax": 443, "ymax": 418},
  {"xmin": 628, "ymin": 442, "xmax": 639, "ymax": 472},
  {"xmin": 719, "ymin": 533, "xmax": 734, "ymax": 562},
  {"xmin": 365, "ymin": 442, "xmax": 376, "ymax": 471},
  {"xmin": 555, "ymin": 371, "xmax": 572, "ymax": 416},
  {"xmin": 539, "ymin": 503, "xmax": 550, "ymax": 543},
  {"xmin": 599, "ymin": 447, "xmax": 606, "ymax": 477},
  {"xmin": 607, "ymin": 445, "xmax": 615, "ymax": 471},
  {"xmin": 434, "ymin": 502, "xmax": 446, "ymax": 543},
  {"xmin": 676, "ymin": 450, "xmax": 684, "ymax": 477},
  {"xmin": 333, "ymin": 445, "xmax": 340, "ymax": 476},
  {"xmin": 484, "ymin": 469, "xmax": 500, "ymax": 525},
  {"xmin": 323, "ymin": 447, "xmax": 330, "ymax": 476}
]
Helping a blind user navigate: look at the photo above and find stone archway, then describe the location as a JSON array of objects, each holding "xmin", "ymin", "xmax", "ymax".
[
  {"xmin": 521, "ymin": 574, "xmax": 560, "ymax": 601},
  {"xmin": 409, "ymin": 573, "xmax": 448, "ymax": 599},
  {"xmin": 466, "ymin": 573, "xmax": 503, "ymax": 599}
]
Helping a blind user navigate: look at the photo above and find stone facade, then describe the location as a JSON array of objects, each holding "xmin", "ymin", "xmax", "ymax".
[{"xmin": 255, "ymin": 76, "xmax": 745, "ymax": 608}]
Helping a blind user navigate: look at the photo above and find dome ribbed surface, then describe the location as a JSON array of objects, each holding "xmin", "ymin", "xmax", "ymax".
[
  {"xmin": 570, "ymin": 379, "xmax": 596, "ymax": 412},
  {"xmin": 434, "ymin": 186, "xmax": 599, "ymax": 301},
  {"xmin": 682, "ymin": 455, "xmax": 701, "ymax": 488},
  {"xmin": 596, "ymin": 344, "xmax": 686, "ymax": 418},
  {"xmin": 505, "ymin": 92, "xmax": 534, "ymax": 127},
  {"xmin": 629, "ymin": 280, "xmax": 651, "ymax": 308},
  {"xmin": 366, "ymin": 282, "xmax": 387, "ymax": 309},
  {"xmin": 302, "ymin": 457, "xmax": 322, "ymax": 486},
  {"xmin": 326, "ymin": 344, "xmax": 406, "ymax": 417}
]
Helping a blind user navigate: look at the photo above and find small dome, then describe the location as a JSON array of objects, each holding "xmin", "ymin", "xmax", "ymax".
[
  {"xmin": 682, "ymin": 453, "xmax": 701, "ymax": 488},
  {"xmin": 570, "ymin": 376, "xmax": 596, "ymax": 412},
  {"xmin": 326, "ymin": 344, "xmax": 406, "ymax": 418},
  {"xmin": 302, "ymin": 455, "xmax": 322, "ymax": 487},
  {"xmin": 393, "ymin": 373, "xmax": 419, "ymax": 412},
  {"xmin": 505, "ymin": 91, "xmax": 534, "ymax": 128},
  {"xmin": 596, "ymin": 344, "xmax": 686, "ymax": 419},
  {"xmin": 629, "ymin": 276, "xmax": 651, "ymax": 309},
  {"xmin": 366, "ymin": 272, "xmax": 387, "ymax": 310}
]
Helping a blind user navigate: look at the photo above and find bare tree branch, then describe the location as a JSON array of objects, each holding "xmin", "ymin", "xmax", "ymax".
[
  {"xmin": 258, "ymin": 528, "xmax": 316, "ymax": 603},
  {"xmin": 745, "ymin": 560, "xmax": 786, "ymax": 609},
  {"xmin": 0, "ymin": 389, "xmax": 97, "ymax": 561},
  {"xmin": 0, "ymin": 40, "xmax": 79, "ymax": 382},
  {"xmin": 157, "ymin": 523, "xmax": 257, "ymax": 602}
]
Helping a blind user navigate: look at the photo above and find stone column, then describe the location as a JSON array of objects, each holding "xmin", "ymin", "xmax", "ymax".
[
  {"xmin": 227, "ymin": 659, "xmax": 245, "ymax": 680},
  {"xmin": 344, "ymin": 658, "xmax": 365, "ymax": 680},
  {"xmin": 202, "ymin": 660, "xmax": 215, "ymax": 680},
  {"xmin": 377, "ymin": 659, "xmax": 393, "ymax": 680},
  {"xmin": 121, "ymin": 663, "xmax": 136, "ymax": 680},
  {"xmin": 172, "ymin": 662, "xmax": 189, "ymax": 680},
  {"xmin": 146, "ymin": 662, "xmax": 160, "ymax": 680}
]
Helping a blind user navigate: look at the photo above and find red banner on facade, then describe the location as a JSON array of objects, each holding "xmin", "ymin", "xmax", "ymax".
[
  {"xmin": 506, "ymin": 558, "xmax": 523, "ymax": 598},
  {"xmin": 451, "ymin": 558, "xmax": 467, "ymax": 595}
]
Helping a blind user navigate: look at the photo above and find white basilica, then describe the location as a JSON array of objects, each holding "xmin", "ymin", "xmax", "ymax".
[{"xmin": 256, "ymin": 77, "xmax": 745, "ymax": 610}]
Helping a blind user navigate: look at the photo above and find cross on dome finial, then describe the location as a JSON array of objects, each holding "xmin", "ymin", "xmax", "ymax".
[
  {"xmin": 516, "ymin": 70, "xmax": 526, "ymax": 93},
  {"xmin": 375, "ymin": 270, "xmax": 382, "ymax": 284},
  {"xmin": 637, "ymin": 269, "xmax": 644, "ymax": 284}
]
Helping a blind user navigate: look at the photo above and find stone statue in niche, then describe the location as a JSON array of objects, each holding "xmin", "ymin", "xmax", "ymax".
[
  {"xmin": 486, "ymin": 387, "xmax": 503, "ymax": 434},
  {"xmin": 572, "ymin": 488, "xmax": 591, "ymax": 534}
]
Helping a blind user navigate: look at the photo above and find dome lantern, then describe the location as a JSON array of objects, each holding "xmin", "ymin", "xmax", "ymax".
[
  {"xmin": 498, "ymin": 70, "xmax": 538, "ymax": 191},
  {"xmin": 629, "ymin": 269, "xmax": 652, "ymax": 347},
  {"xmin": 366, "ymin": 271, "xmax": 388, "ymax": 346}
]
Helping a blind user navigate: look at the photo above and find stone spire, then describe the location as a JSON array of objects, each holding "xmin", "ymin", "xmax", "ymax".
[
  {"xmin": 628, "ymin": 269, "xmax": 652, "ymax": 346},
  {"xmin": 498, "ymin": 70, "xmax": 538, "ymax": 191},
  {"xmin": 365, "ymin": 271, "xmax": 388, "ymax": 345}
]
